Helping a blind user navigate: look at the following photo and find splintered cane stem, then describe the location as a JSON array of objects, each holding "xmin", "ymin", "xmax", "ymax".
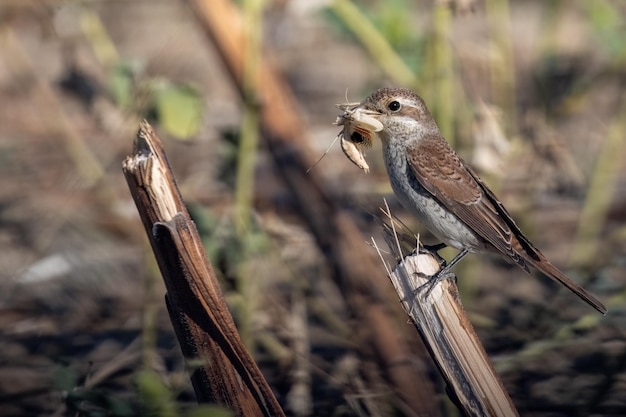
[
  {"xmin": 373, "ymin": 204, "xmax": 518, "ymax": 417},
  {"xmin": 123, "ymin": 121, "xmax": 285, "ymax": 417}
]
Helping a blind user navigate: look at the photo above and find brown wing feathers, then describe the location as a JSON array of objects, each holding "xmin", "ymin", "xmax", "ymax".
[
  {"xmin": 406, "ymin": 136, "xmax": 607, "ymax": 314},
  {"xmin": 407, "ymin": 137, "xmax": 527, "ymax": 269}
]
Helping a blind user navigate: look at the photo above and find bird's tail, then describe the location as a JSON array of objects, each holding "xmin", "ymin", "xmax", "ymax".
[{"xmin": 526, "ymin": 255, "xmax": 607, "ymax": 315}]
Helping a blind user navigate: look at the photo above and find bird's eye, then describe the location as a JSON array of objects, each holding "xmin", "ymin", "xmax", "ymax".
[{"xmin": 388, "ymin": 100, "xmax": 401, "ymax": 111}]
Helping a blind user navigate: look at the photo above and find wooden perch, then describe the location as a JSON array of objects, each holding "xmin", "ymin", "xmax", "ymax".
[
  {"xmin": 122, "ymin": 121, "xmax": 285, "ymax": 417},
  {"xmin": 374, "ymin": 207, "xmax": 519, "ymax": 417}
]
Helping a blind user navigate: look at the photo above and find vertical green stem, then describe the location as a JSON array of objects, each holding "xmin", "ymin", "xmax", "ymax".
[
  {"xmin": 569, "ymin": 93, "xmax": 626, "ymax": 268},
  {"xmin": 141, "ymin": 249, "xmax": 160, "ymax": 369},
  {"xmin": 485, "ymin": 0, "xmax": 516, "ymax": 134},
  {"xmin": 79, "ymin": 9, "xmax": 120, "ymax": 68},
  {"xmin": 538, "ymin": 0, "xmax": 563, "ymax": 54},
  {"xmin": 234, "ymin": 0, "xmax": 264, "ymax": 350},
  {"xmin": 568, "ymin": 0, "xmax": 626, "ymax": 271},
  {"xmin": 235, "ymin": 0, "xmax": 263, "ymax": 237},
  {"xmin": 428, "ymin": 2, "xmax": 454, "ymax": 144}
]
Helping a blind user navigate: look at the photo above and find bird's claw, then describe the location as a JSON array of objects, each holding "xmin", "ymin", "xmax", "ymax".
[{"xmin": 414, "ymin": 270, "xmax": 457, "ymax": 298}]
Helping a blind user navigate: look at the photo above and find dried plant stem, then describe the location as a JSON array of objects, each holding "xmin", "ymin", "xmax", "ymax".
[
  {"xmin": 374, "ymin": 204, "xmax": 518, "ymax": 417},
  {"xmin": 123, "ymin": 121, "xmax": 285, "ymax": 416}
]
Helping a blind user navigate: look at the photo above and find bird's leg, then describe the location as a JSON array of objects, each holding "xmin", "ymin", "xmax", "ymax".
[
  {"xmin": 421, "ymin": 242, "xmax": 447, "ymax": 267},
  {"xmin": 415, "ymin": 248, "xmax": 469, "ymax": 297}
]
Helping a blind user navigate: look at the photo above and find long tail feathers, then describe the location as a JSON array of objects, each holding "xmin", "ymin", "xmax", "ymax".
[{"xmin": 526, "ymin": 256, "xmax": 607, "ymax": 315}]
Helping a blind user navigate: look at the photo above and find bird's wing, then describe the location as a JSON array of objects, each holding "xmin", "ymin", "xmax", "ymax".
[
  {"xmin": 406, "ymin": 135, "xmax": 607, "ymax": 315},
  {"xmin": 405, "ymin": 136, "xmax": 535, "ymax": 269}
]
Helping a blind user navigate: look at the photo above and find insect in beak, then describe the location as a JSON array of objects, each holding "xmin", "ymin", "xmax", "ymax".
[{"xmin": 334, "ymin": 103, "xmax": 383, "ymax": 173}]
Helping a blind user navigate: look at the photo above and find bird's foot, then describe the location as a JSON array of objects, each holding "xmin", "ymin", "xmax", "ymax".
[
  {"xmin": 414, "ymin": 246, "xmax": 465, "ymax": 298},
  {"xmin": 414, "ymin": 268, "xmax": 457, "ymax": 298}
]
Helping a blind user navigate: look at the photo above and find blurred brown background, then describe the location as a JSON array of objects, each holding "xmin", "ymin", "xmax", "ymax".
[{"xmin": 0, "ymin": 0, "xmax": 624, "ymax": 416}]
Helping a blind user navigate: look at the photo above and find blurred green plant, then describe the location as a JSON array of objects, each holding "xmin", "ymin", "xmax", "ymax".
[
  {"xmin": 373, "ymin": 0, "xmax": 413, "ymax": 45},
  {"xmin": 423, "ymin": 1, "xmax": 455, "ymax": 142},
  {"xmin": 485, "ymin": 0, "xmax": 516, "ymax": 133},
  {"xmin": 136, "ymin": 370, "xmax": 179, "ymax": 417},
  {"xmin": 231, "ymin": 0, "xmax": 266, "ymax": 351},
  {"xmin": 368, "ymin": 0, "xmax": 424, "ymax": 70},
  {"xmin": 569, "ymin": 96, "xmax": 626, "ymax": 272},
  {"xmin": 186, "ymin": 405, "xmax": 233, "ymax": 417},
  {"xmin": 326, "ymin": 0, "xmax": 461, "ymax": 142},
  {"xmin": 79, "ymin": 7, "xmax": 119, "ymax": 68},
  {"xmin": 52, "ymin": 365, "xmax": 233, "ymax": 417},
  {"xmin": 65, "ymin": 389, "xmax": 136, "ymax": 417},
  {"xmin": 154, "ymin": 82, "xmax": 204, "ymax": 140},
  {"xmin": 552, "ymin": 2, "xmax": 626, "ymax": 278},
  {"xmin": 53, "ymin": 365, "xmax": 136, "ymax": 416},
  {"xmin": 326, "ymin": 0, "xmax": 418, "ymax": 87},
  {"xmin": 108, "ymin": 60, "xmax": 204, "ymax": 140},
  {"xmin": 53, "ymin": 364, "xmax": 79, "ymax": 393},
  {"xmin": 77, "ymin": 3, "xmax": 205, "ymax": 140},
  {"xmin": 192, "ymin": 198, "xmax": 272, "ymax": 350},
  {"xmin": 109, "ymin": 61, "xmax": 139, "ymax": 111},
  {"xmin": 235, "ymin": 0, "xmax": 265, "ymax": 235},
  {"xmin": 585, "ymin": 0, "xmax": 626, "ymax": 65}
]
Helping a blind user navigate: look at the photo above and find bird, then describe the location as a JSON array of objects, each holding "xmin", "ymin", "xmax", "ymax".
[{"xmin": 345, "ymin": 87, "xmax": 606, "ymax": 314}]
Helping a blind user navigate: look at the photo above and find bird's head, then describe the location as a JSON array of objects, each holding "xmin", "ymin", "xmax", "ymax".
[{"xmin": 358, "ymin": 88, "xmax": 439, "ymax": 142}]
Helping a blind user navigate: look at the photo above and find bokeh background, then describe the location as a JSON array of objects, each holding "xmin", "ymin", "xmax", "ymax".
[{"xmin": 0, "ymin": 0, "xmax": 625, "ymax": 416}]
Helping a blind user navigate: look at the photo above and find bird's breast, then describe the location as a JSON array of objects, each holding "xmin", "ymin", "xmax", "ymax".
[{"xmin": 382, "ymin": 144, "xmax": 485, "ymax": 251}]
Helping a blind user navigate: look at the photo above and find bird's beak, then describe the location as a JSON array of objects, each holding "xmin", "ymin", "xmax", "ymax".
[{"xmin": 335, "ymin": 103, "xmax": 384, "ymax": 133}]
